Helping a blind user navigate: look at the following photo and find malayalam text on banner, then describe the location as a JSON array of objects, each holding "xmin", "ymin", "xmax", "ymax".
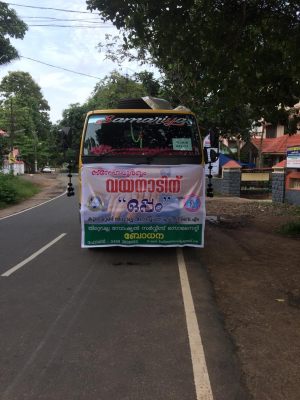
[{"xmin": 80, "ymin": 164, "xmax": 205, "ymax": 247}]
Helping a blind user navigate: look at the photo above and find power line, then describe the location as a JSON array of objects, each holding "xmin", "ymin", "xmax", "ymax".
[
  {"xmin": 21, "ymin": 16, "xmax": 103, "ymax": 21},
  {"xmin": 3, "ymin": 2, "xmax": 98, "ymax": 14},
  {"xmin": 20, "ymin": 16, "xmax": 113, "ymax": 26},
  {"xmin": 22, "ymin": 18, "xmax": 112, "ymax": 26},
  {"xmin": 20, "ymin": 56, "xmax": 102, "ymax": 80},
  {"xmin": 27, "ymin": 24, "xmax": 113, "ymax": 28}
]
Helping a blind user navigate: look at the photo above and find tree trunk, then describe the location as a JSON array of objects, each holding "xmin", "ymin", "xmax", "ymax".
[{"xmin": 258, "ymin": 122, "xmax": 265, "ymax": 168}]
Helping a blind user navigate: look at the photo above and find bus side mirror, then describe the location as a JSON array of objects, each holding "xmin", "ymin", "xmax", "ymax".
[
  {"xmin": 204, "ymin": 148, "xmax": 219, "ymax": 164},
  {"xmin": 210, "ymin": 149, "xmax": 219, "ymax": 163}
]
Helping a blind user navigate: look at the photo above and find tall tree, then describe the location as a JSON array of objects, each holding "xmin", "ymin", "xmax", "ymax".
[
  {"xmin": 14, "ymin": 133, "xmax": 51, "ymax": 172},
  {"xmin": 0, "ymin": 71, "xmax": 52, "ymax": 170},
  {"xmin": 0, "ymin": 71, "xmax": 51, "ymax": 142},
  {"xmin": 58, "ymin": 103, "xmax": 89, "ymax": 164},
  {"xmin": 0, "ymin": 133, "xmax": 10, "ymax": 166},
  {"xmin": 133, "ymin": 71, "xmax": 160, "ymax": 97},
  {"xmin": 86, "ymin": 70, "xmax": 148, "ymax": 110},
  {"xmin": 87, "ymin": 0, "xmax": 300, "ymax": 139},
  {"xmin": 0, "ymin": 2, "xmax": 28, "ymax": 65}
]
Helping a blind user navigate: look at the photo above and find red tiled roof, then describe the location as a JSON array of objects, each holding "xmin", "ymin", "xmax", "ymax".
[
  {"xmin": 251, "ymin": 134, "xmax": 300, "ymax": 154},
  {"xmin": 223, "ymin": 160, "xmax": 241, "ymax": 168},
  {"xmin": 273, "ymin": 159, "xmax": 286, "ymax": 168}
]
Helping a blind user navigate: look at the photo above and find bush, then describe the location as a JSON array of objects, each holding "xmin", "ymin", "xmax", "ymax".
[
  {"xmin": 0, "ymin": 173, "xmax": 18, "ymax": 205},
  {"xmin": 0, "ymin": 173, "xmax": 40, "ymax": 207},
  {"xmin": 279, "ymin": 221, "xmax": 300, "ymax": 237}
]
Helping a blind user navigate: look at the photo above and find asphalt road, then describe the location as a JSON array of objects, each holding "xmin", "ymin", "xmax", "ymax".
[{"xmin": 0, "ymin": 190, "xmax": 249, "ymax": 400}]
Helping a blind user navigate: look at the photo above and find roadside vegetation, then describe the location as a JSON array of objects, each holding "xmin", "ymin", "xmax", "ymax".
[
  {"xmin": 279, "ymin": 221, "xmax": 300, "ymax": 237},
  {"xmin": 0, "ymin": 173, "xmax": 40, "ymax": 208}
]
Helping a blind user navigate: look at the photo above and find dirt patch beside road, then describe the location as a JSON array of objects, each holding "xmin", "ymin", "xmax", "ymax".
[
  {"xmin": 203, "ymin": 197, "xmax": 300, "ymax": 400},
  {"xmin": 0, "ymin": 173, "xmax": 67, "ymax": 219}
]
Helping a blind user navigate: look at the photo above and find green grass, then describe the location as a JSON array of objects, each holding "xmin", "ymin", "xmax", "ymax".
[
  {"xmin": 267, "ymin": 202, "xmax": 300, "ymax": 217},
  {"xmin": 279, "ymin": 221, "xmax": 300, "ymax": 237},
  {"xmin": 0, "ymin": 173, "xmax": 40, "ymax": 208}
]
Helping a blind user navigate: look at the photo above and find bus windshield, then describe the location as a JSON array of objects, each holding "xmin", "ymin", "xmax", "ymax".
[{"xmin": 83, "ymin": 113, "xmax": 201, "ymax": 159}]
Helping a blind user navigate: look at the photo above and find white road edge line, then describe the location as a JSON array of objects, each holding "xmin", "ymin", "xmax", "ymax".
[
  {"xmin": 0, "ymin": 191, "xmax": 67, "ymax": 221},
  {"xmin": 1, "ymin": 233, "xmax": 67, "ymax": 277},
  {"xmin": 177, "ymin": 248, "xmax": 214, "ymax": 400}
]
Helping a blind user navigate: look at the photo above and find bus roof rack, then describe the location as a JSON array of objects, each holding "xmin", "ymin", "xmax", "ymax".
[
  {"xmin": 116, "ymin": 97, "xmax": 173, "ymax": 110},
  {"xmin": 142, "ymin": 96, "xmax": 173, "ymax": 110},
  {"xmin": 174, "ymin": 105, "xmax": 191, "ymax": 112}
]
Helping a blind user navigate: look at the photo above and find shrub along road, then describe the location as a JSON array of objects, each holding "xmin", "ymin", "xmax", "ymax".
[{"xmin": 0, "ymin": 173, "xmax": 67, "ymax": 219}]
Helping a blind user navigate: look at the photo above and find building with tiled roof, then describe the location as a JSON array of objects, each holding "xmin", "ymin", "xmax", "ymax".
[
  {"xmin": 240, "ymin": 134, "xmax": 300, "ymax": 167},
  {"xmin": 273, "ymin": 159, "xmax": 286, "ymax": 169},
  {"xmin": 251, "ymin": 135, "xmax": 300, "ymax": 154},
  {"xmin": 222, "ymin": 160, "xmax": 241, "ymax": 169}
]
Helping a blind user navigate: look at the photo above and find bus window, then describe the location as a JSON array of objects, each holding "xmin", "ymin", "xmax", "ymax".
[{"xmin": 83, "ymin": 113, "xmax": 201, "ymax": 160}]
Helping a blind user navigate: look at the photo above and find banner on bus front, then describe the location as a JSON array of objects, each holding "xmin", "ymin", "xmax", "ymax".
[{"xmin": 80, "ymin": 164, "xmax": 205, "ymax": 247}]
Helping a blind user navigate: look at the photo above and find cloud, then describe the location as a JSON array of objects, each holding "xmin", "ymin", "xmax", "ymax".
[{"xmin": 38, "ymin": 72, "xmax": 73, "ymax": 90}]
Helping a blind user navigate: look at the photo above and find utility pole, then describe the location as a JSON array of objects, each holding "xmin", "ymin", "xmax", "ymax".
[
  {"xmin": 34, "ymin": 131, "xmax": 39, "ymax": 173},
  {"xmin": 258, "ymin": 119, "xmax": 266, "ymax": 168},
  {"xmin": 206, "ymin": 161, "xmax": 214, "ymax": 197},
  {"xmin": 9, "ymin": 97, "xmax": 16, "ymax": 150}
]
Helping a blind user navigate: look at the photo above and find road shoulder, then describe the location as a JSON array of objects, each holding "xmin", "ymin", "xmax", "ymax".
[
  {"xmin": 204, "ymin": 198, "xmax": 300, "ymax": 399},
  {"xmin": 0, "ymin": 174, "xmax": 67, "ymax": 219}
]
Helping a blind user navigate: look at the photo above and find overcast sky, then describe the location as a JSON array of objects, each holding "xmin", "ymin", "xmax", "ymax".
[{"xmin": 0, "ymin": 0, "xmax": 157, "ymax": 123}]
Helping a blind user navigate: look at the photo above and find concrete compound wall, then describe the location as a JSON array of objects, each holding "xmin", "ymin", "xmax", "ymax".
[
  {"xmin": 272, "ymin": 169, "xmax": 300, "ymax": 205},
  {"xmin": 272, "ymin": 172, "xmax": 285, "ymax": 203},
  {"xmin": 221, "ymin": 170, "xmax": 241, "ymax": 196},
  {"xmin": 207, "ymin": 167, "xmax": 300, "ymax": 206},
  {"xmin": 285, "ymin": 190, "xmax": 300, "ymax": 205},
  {"xmin": 207, "ymin": 169, "xmax": 241, "ymax": 197}
]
